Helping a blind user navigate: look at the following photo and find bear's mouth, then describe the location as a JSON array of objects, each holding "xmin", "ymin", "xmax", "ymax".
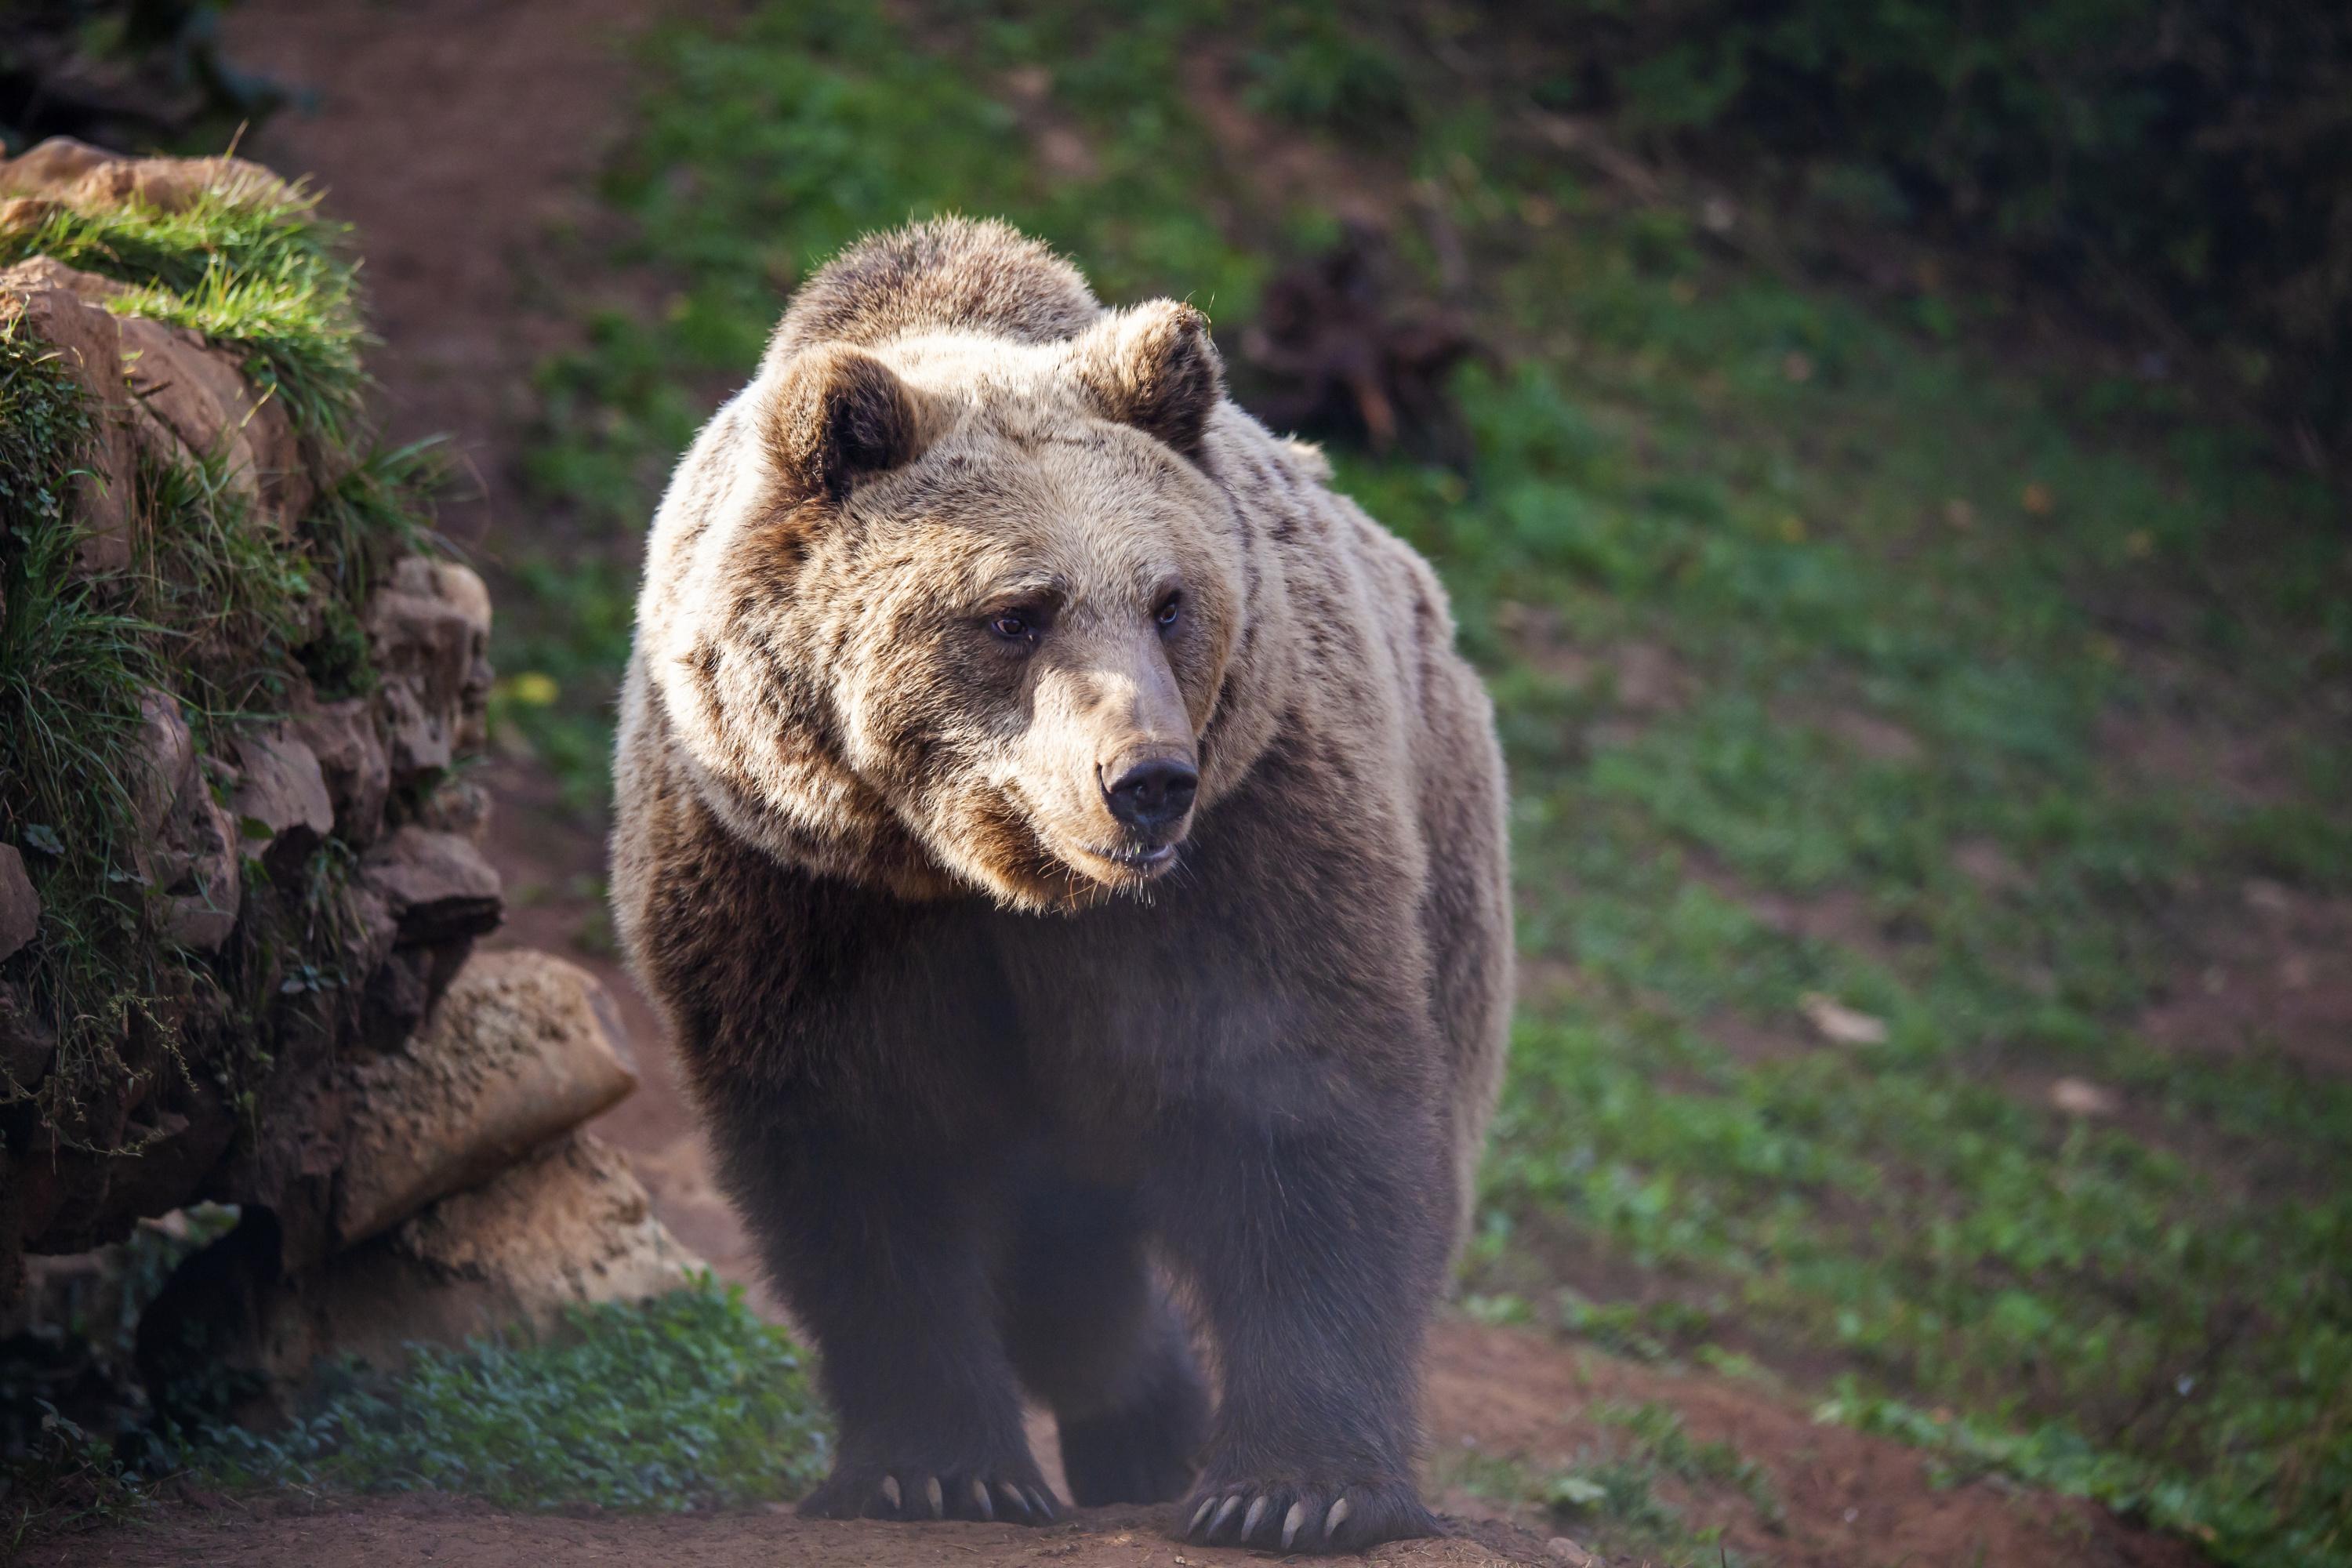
[
  {"xmin": 1091, "ymin": 842, "xmax": 1178, "ymax": 870},
  {"xmin": 988, "ymin": 784, "xmax": 1185, "ymax": 899},
  {"xmin": 1074, "ymin": 839, "xmax": 1181, "ymax": 884}
]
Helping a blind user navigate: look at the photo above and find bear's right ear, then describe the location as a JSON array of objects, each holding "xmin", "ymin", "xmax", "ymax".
[
  {"xmin": 761, "ymin": 343, "xmax": 938, "ymax": 502},
  {"xmin": 1068, "ymin": 300, "xmax": 1223, "ymax": 459}
]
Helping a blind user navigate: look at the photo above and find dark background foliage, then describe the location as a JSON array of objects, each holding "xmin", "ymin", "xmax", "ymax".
[{"xmin": 1503, "ymin": 0, "xmax": 2352, "ymax": 462}]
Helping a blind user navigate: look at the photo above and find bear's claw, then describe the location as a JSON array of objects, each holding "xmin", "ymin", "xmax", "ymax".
[
  {"xmin": 800, "ymin": 1465, "xmax": 1056, "ymax": 1526},
  {"xmin": 1178, "ymin": 1477, "xmax": 1436, "ymax": 1554}
]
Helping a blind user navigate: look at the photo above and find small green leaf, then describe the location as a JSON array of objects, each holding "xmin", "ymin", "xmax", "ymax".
[{"xmin": 1544, "ymin": 1474, "xmax": 1609, "ymax": 1511}]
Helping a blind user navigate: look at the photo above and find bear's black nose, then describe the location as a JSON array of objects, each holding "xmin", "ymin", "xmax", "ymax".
[{"xmin": 1105, "ymin": 757, "xmax": 1199, "ymax": 830}]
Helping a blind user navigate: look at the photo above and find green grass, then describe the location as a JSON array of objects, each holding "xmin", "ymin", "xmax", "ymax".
[
  {"xmin": 1, "ymin": 186, "xmax": 370, "ymax": 447},
  {"xmin": 107, "ymin": 263, "xmax": 366, "ymax": 451},
  {"xmin": 9, "ymin": 1278, "xmax": 826, "ymax": 1547},
  {"xmin": 188, "ymin": 1277, "xmax": 829, "ymax": 1512},
  {"xmin": 507, "ymin": 3, "xmax": 2352, "ymax": 1563},
  {"xmin": 137, "ymin": 448, "xmax": 317, "ymax": 719},
  {"xmin": 0, "ymin": 315, "xmax": 169, "ymax": 1125},
  {"xmin": 1416, "ymin": 261, "xmax": 2351, "ymax": 1563}
]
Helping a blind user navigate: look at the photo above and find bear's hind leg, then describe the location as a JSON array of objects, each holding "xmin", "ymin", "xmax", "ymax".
[
  {"xmin": 1002, "ymin": 1181, "xmax": 1208, "ymax": 1506},
  {"xmin": 719, "ymin": 1117, "xmax": 1057, "ymax": 1525},
  {"xmin": 1047, "ymin": 1291, "xmax": 1207, "ymax": 1508}
]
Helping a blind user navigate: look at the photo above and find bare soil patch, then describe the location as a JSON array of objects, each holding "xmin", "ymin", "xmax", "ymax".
[
  {"xmin": 220, "ymin": 0, "xmax": 661, "ymax": 548},
  {"xmin": 2140, "ymin": 877, "xmax": 2352, "ymax": 1082},
  {"xmin": 1431, "ymin": 1321, "xmax": 2206, "ymax": 1568},
  {"xmin": 1490, "ymin": 604, "xmax": 1695, "ymax": 719},
  {"xmin": 1682, "ymin": 855, "xmax": 1912, "ymax": 975},
  {"xmin": 23, "ymin": 1494, "xmax": 1545, "ymax": 1568},
  {"xmin": 2096, "ymin": 705, "xmax": 2286, "ymax": 808}
]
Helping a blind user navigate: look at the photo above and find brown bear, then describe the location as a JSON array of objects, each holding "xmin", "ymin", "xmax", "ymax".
[{"xmin": 611, "ymin": 218, "xmax": 1511, "ymax": 1553}]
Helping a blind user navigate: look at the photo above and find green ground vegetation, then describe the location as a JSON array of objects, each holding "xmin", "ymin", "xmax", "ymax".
[
  {"xmin": 3, "ymin": 190, "xmax": 369, "ymax": 445},
  {"xmin": 500, "ymin": 3, "xmax": 2352, "ymax": 1562},
  {"xmin": 0, "ymin": 314, "xmax": 158, "ymax": 1129},
  {"xmin": 9, "ymin": 1236, "xmax": 826, "ymax": 1539},
  {"xmin": 186, "ymin": 1276, "xmax": 828, "ymax": 1512}
]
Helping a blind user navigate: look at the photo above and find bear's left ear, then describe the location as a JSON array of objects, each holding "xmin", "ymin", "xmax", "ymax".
[
  {"xmin": 762, "ymin": 343, "xmax": 942, "ymax": 502},
  {"xmin": 1068, "ymin": 300, "xmax": 1223, "ymax": 459}
]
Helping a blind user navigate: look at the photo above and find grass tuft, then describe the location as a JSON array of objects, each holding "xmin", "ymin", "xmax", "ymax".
[
  {"xmin": 187, "ymin": 1277, "xmax": 830, "ymax": 1511},
  {"xmin": 0, "ymin": 318, "xmax": 168, "ymax": 1127}
]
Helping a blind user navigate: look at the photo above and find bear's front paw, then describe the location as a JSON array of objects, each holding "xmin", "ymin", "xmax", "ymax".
[
  {"xmin": 1177, "ymin": 1475, "xmax": 1439, "ymax": 1554},
  {"xmin": 800, "ymin": 1461, "xmax": 1058, "ymax": 1525}
]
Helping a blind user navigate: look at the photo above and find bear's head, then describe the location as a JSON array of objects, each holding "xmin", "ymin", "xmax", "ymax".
[{"xmin": 659, "ymin": 299, "xmax": 1255, "ymax": 912}]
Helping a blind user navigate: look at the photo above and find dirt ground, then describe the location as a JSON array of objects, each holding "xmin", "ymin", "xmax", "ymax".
[
  {"xmin": 36, "ymin": 1497, "xmax": 1552, "ymax": 1568},
  {"xmin": 38, "ymin": 4, "xmax": 2220, "ymax": 1565},
  {"xmin": 34, "ymin": 1317, "xmax": 2202, "ymax": 1568}
]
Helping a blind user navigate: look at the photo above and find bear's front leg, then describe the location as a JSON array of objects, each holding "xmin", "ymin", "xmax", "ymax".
[
  {"xmin": 718, "ymin": 1116, "xmax": 1058, "ymax": 1526},
  {"xmin": 1151, "ymin": 1076, "xmax": 1454, "ymax": 1553}
]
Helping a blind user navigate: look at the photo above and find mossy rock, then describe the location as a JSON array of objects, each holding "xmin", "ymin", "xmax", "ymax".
[{"xmin": 0, "ymin": 140, "xmax": 491, "ymax": 1294}]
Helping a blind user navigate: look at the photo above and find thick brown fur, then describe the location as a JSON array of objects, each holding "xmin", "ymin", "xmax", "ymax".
[{"xmin": 612, "ymin": 219, "xmax": 1511, "ymax": 1553}]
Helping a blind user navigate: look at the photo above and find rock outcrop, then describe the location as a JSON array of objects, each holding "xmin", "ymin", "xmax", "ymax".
[
  {"xmin": 2, "ymin": 138, "xmax": 695, "ymax": 1393},
  {"xmin": 0, "ymin": 137, "xmax": 296, "ymax": 216},
  {"xmin": 0, "ymin": 848, "xmax": 37, "ymax": 965},
  {"xmin": 128, "ymin": 688, "xmax": 244, "ymax": 954},
  {"xmin": 234, "ymin": 1131, "xmax": 699, "ymax": 1396},
  {"xmin": 334, "ymin": 950, "xmax": 639, "ymax": 1250},
  {"xmin": 369, "ymin": 556, "xmax": 495, "ymax": 782}
]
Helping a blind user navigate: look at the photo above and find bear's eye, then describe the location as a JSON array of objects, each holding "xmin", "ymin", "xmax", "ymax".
[
  {"xmin": 1154, "ymin": 592, "xmax": 1182, "ymax": 630},
  {"xmin": 989, "ymin": 610, "xmax": 1038, "ymax": 644}
]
